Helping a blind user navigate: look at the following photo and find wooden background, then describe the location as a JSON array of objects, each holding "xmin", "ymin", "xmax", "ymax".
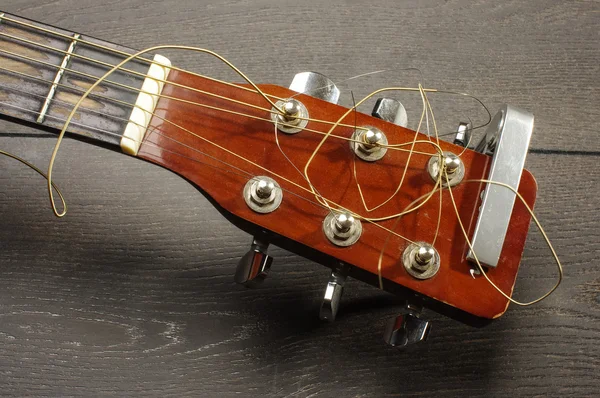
[{"xmin": 0, "ymin": 1, "xmax": 598, "ymax": 396}]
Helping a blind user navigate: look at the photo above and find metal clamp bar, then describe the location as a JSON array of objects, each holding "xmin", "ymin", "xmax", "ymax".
[
  {"xmin": 36, "ymin": 33, "xmax": 80, "ymax": 124},
  {"xmin": 467, "ymin": 105, "xmax": 534, "ymax": 267}
]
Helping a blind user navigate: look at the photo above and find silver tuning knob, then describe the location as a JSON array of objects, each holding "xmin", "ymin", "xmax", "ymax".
[
  {"xmin": 289, "ymin": 72, "xmax": 340, "ymax": 104},
  {"xmin": 454, "ymin": 121, "xmax": 472, "ymax": 147},
  {"xmin": 372, "ymin": 98, "xmax": 408, "ymax": 127},
  {"xmin": 319, "ymin": 268, "xmax": 348, "ymax": 322},
  {"xmin": 235, "ymin": 237, "xmax": 272, "ymax": 287},
  {"xmin": 383, "ymin": 303, "xmax": 431, "ymax": 347}
]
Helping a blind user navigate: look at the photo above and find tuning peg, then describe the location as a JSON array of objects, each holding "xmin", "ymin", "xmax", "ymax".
[
  {"xmin": 289, "ymin": 72, "xmax": 340, "ymax": 104},
  {"xmin": 454, "ymin": 121, "xmax": 472, "ymax": 147},
  {"xmin": 383, "ymin": 303, "xmax": 431, "ymax": 347},
  {"xmin": 234, "ymin": 237, "xmax": 272, "ymax": 287},
  {"xmin": 319, "ymin": 268, "xmax": 348, "ymax": 322},
  {"xmin": 372, "ymin": 98, "xmax": 408, "ymax": 128}
]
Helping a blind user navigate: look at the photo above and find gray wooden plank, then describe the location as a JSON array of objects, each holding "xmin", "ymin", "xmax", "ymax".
[{"xmin": 0, "ymin": 1, "xmax": 599, "ymax": 397}]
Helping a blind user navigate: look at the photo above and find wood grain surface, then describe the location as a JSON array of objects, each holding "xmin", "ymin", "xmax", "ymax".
[{"xmin": 0, "ymin": 1, "xmax": 598, "ymax": 396}]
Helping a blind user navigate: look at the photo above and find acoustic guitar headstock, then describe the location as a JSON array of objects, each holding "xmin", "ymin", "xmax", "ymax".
[{"xmin": 136, "ymin": 69, "xmax": 537, "ymax": 347}]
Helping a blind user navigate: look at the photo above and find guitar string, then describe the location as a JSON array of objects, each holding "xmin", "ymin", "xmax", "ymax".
[
  {"xmin": 0, "ymin": 53, "xmax": 440, "ymax": 157},
  {"xmin": 2, "ymin": 12, "xmax": 490, "ymax": 136},
  {"xmin": 301, "ymin": 84, "xmax": 447, "ymax": 223},
  {"xmin": 0, "ymin": 23, "xmax": 495, "ymax": 139},
  {"xmin": 5, "ymin": 85, "xmax": 560, "ymax": 307},
  {"xmin": 0, "ymin": 14, "xmax": 288, "ymax": 99},
  {"xmin": 276, "ymin": 70, "xmax": 437, "ymax": 217},
  {"xmin": 421, "ymin": 86, "xmax": 444, "ymax": 247},
  {"xmin": 0, "ymin": 26, "xmax": 389, "ymax": 134},
  {"xmin": 374, "ymin": 85, "xmax": 444, "ymax": 288},
  {"xmin": 0, "ymin": 39, "xmax": 488, "ymax": 246},
  {"xmin": 1, "ymin": 35, "xmax": 561, "ymax": 305},
  {"xmin": 0, "ymin": 62, "xmax": 443, "ymax": 163},
  {"xmin": 57, "ymin": 42, "xmax": 560, "ymax": 308},
  {"xmin": 421, "ymin": 90, "xmax": 563, "ymax": 306},
  {"xmin": 1, "ymin": 104, "xmax": 561, "ymax": 306},
  {"xmin": 353, "ymin": 84, "xmax": 434, "ymax": 213},
  {"xmin": 0, "ymin": 28, "xmax": 493, "ymax": 161},
  {"xmin": 47, "ymin": 44, "xmax": 455, "ymax": 258},
  {"xmin": 0, "ymin": 42, "xmax": 449, "ymax": 220},
  {"xmin": 0, "ymin": 98, "xmax": 421, "ymax": 246},
  {"xmin": 4, "ymin": 90, "xmax": 561, "ymax": 308},
  {"xmin": 0, "ymin": 64, "xmax": 444, "ymax": 210},
  {"xmin": 0, "ymin": 45, "xmax": 285, "ymax": 118}
]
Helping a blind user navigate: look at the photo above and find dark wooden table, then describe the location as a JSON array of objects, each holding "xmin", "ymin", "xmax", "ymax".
[{"xmin": 1, "ymin": 1, "xmax": 598, "ymax": 396}]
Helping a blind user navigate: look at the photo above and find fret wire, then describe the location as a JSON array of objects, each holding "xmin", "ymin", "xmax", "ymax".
[
  {"xmin": 0, "ymin": 97, "xmax": 313, "ymax": 210},
  {"xmin": 0, "ymin": 39, "xmax": 279, "ymax": 118},
  {"xmin": 0, "ymin": 82, "xmax": 134, "ymax": 125},
  {"xmin": 37, "ymin": 33, "xmax": 80, "ymax": 123},
  {"xmin": 0, "ymin": 47, "xmax": 146, "ymax": 95},
  {"xmin": 0, "ymin": 30, "xmax": 150, "ymax": 86},
  {"xmin": 0, "ymin": 97, "xmax": 346, "ymax": 225},
  {"xmin": 0, "ymin": 65, "xmax": 137, "ymax": 108},
  {"xmin": 1, "ymin": 14, "xmax": 486, "ymax": 139},
  {"xmin": 0, "ymin": 100, "xmax": 130, "ymax": 138},
  {"xmin": 0, "ymin": 49, "xmax": 374, "ymax": 136},
  {"xmin": 0, "ymin": 14, "xmax": 284, "ymax": 99},
  {"xmin": 0, "ymin": 59, "xmax": 437, "ymax": 159}
]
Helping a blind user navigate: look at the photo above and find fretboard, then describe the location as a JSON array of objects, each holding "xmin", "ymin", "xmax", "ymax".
[{"xmin": 0, "ymin": 11, "xmax": 154, "ymax": 148}]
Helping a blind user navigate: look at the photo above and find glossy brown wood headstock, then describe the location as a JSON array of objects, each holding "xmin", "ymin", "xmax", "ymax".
[{"xmin": 137, "ymin": 69, "xmax": 537, "ymax": 320}]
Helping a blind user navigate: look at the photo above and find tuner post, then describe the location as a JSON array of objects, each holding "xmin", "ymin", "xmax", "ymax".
[
  {"xmin": 270, "ymin": 98, "xmax": 309, "ymax": 134},
  {"xmin": 323, "ymin": 211, "xmax": 362, "ymax": 247},
  {"xmin": 243, "ymin": 176, "xmax": 283, "ymax": 213},
  {"xmin": 402, "ymin": 242, "xmax": 440, "ymax": 280},
  {"xmin": 427, "ymin": 151, "xmax": 465, "ymax": 187},
  {"xmin": 349, "ymin": 126, "xmax": 388, "ymax": 162}
]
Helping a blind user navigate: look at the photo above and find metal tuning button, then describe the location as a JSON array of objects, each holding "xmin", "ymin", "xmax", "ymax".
[
  {"xmin": 402, "ymin": 242, "xmax": 440, "ymax": 280},
  {"xmin": 243, "ymin": 176, "xmax": 283, "ymax": 213},
  {"xmin": 427, "ymin": 151, "xmax": 465, "ymax": 187},
  {"xmin": 372, "ymin": 98, "xmax": 408, "ymax": 128},
  {"xmin": 323, "ymin": 212, "xmax": 362, "ymax": 247},
  {"xmin": 467, "ymin": 105, "xmax": 534, "ymax": 268},
  {"xmin": 383, "ymin": 303, "xmax": 431, "ymax": 347},
  {"xmin": 235, "ymin": 238, "xmax": 272, "ymax": 287},
  {"xmin": 270, "ymin": 98, "xmax": 309, "ymax": 134},
  {"xmin": 454, "ymin": 121, "xmax": 472, "ymax": 147},
  {"xmin": 289, "ymin": 72, "xmax": 340, "ymax": 104},
  {"xmin": 349, "ymin": 126, "xmax": 388, "ymax": 162},
  {"xmin": 319, "ymin": 267, "xmax": 348, "ymax": 322}
]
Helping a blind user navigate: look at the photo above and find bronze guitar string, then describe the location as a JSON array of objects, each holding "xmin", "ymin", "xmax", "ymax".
[
  {"xmin": 0, "ymin": 21, "xmax": 562, "ymax": 307},
  {"xmin": 0, "ymin": 16, "xmax": 495, "ymax": 140}
]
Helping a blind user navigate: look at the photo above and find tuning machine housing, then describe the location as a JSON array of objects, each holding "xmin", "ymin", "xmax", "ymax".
[
  {"xmin": 319, "ymin": 265, "xmax": 349, "ymax": 322},
  {"xmin": 235, "ymin": 237, "xmax": 272, "ymax": 287},
  {"xmin": 289, "ymin": 71, "xmax": 340, "ymax": 104},
  {"xmin": 372, "ymin": 98, "xmax": 408, "ymax": 128},
  {"xmin": 383, "ymin": 303, "xmax": 431, "ymax": 347}
]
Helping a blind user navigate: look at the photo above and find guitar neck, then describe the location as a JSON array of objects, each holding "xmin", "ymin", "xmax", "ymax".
[{"xmin": 0, "ymin": 12, "xmax": 158, "ymax": 149}]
